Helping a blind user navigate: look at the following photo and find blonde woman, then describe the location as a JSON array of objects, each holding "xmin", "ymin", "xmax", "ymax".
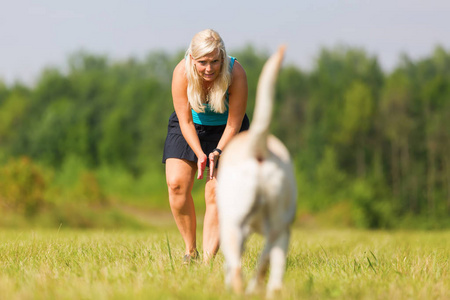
[{"xmin": 162, "ymin": 29, "xmax": 249, "ymax": 264}]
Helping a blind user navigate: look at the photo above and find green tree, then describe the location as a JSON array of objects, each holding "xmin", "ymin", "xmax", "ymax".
[
  {"xmin": 379, "ymin": 69, "xmax": 415, "ymax": 212},
  {"xmin": 335, "ymin": 80, "xmax": 374, "ymax": 177}
]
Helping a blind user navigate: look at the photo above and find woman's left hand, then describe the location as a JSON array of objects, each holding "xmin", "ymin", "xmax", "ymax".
[{"xmin": 208, "ymin": 151, "xmax": 220, "ymax": 179}]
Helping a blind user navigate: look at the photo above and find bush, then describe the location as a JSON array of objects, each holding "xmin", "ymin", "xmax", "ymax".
[
  {"xmin": 0, "ymin": 157, "xmax": 46, "ymax": 216},
  {"xmin": 350, "ymin": 179, "xmax": 394, "ymax": 229}
]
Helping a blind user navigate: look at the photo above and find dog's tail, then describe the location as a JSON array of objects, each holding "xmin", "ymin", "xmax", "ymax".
[{"xmin": 248, "ymin": 45, "xmax": 286, "ymax": 160}]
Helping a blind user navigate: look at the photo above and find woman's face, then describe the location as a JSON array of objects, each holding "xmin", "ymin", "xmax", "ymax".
[{"xmin": 193, "ymin": 49, "xmax": 222, "ymax": 82}]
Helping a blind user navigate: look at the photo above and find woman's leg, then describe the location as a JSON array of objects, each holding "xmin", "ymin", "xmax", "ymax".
[
  {"xmin": 203, "ymin": 167, "xmax": 220, "ymax": 263},
  {"xmin": 166, "ymin": 158, "xmax": 198, "ymax": 257}
]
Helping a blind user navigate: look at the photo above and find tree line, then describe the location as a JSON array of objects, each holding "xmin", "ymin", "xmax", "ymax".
[{"xmin": 1, "ymin": 44, "xmax": 449, "ymax": 228}]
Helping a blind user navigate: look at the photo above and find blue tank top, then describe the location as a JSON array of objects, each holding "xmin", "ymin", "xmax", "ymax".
[{"xmin": 191, "ymin": 57, "xmax": 236, "ymax": 125}]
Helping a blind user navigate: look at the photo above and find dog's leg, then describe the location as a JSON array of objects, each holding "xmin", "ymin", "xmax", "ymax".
[
  {"xmin": 266, "ymin": 229, "xmax": 290, "ymax": 298},
  {"xmin": 246, "ymin": 240, "xmax": 271, "ymax": 295},
  {"xmin": 221, "ymin": 223, "xmax": 245, "ymax": 294}
]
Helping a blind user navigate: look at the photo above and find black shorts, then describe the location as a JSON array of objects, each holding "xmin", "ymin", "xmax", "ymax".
[{"xmin": 162, "ymin": 112, "xmax": 249, "ymax": 165}]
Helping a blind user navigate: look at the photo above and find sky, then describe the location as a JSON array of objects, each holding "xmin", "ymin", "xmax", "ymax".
[{"xmin": 1, "ymin": 0, "xmax": 449, "ymax": 85}]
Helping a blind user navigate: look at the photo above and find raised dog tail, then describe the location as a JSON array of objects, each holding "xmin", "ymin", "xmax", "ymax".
[{"xmin": 248, "ymin": 45, "xmax": 286, "ymax": 161}]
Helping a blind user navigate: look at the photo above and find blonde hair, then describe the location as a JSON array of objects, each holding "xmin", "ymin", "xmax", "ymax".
[{"xmin": 185, "ymin": 29, "xmax": 231, "ymax": 113}]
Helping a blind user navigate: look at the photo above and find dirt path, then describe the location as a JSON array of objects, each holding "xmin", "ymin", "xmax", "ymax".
[{"xmin": 119, "ymin": 204, "xmax": 206, "ymax": 227}]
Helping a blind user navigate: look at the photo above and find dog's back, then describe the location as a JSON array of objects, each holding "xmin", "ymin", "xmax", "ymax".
[
  {"xmin": 218, "ymin": 132, "xmax": 296, "ymax": 233},
  {"xmin": 217, "ymin": 46, "xmax": 297, "ymax": 297}
]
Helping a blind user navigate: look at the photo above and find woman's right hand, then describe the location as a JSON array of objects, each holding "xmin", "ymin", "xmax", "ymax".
[
  {"xmin": 172, "ymin": 59, "xmax": 207, "ymax": 180},
  {"xmin": 197, "ymin": 154, "xmax": 207, "ymax": 179}
]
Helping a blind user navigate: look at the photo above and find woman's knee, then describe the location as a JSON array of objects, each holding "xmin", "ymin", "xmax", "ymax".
[
  {"xmin": 167, "ymin": 176, "xmax": 191, "ymax": 196},
  {"xmin": 167, "ymin": 178, "xmax": 193, "ymax": 212},
  {"xmin": 166, "ymin": 159, "xmax": 195, "ymax": 196},
  {"xmin": 204, "ymin": 179, "xmax": 217, "ymax": 206}
]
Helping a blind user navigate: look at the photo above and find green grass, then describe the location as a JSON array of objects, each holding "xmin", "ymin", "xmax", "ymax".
[{"xmin": 0, "ymin": 228, "xmax": 449, "ymax": 299}]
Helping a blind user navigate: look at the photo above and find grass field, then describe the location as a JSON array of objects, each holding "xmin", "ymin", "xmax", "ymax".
[{"xmin": 0, "ymin": 226, "xmax": 449, "ymax": 300}]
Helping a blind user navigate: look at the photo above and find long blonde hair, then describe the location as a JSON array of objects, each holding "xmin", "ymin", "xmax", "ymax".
[{"xmin": 185, "ymin": 29, "xmax": 231, "ymax": 113}]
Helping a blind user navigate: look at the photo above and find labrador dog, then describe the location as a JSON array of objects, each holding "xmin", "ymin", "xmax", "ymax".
[{"xmin": 216, "ymin": 46, "xmax": 297, "ymax": 298}]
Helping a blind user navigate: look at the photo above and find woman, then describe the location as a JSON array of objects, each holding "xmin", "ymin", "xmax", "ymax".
[{"xmin": 162, "ymin": 29, "xmax": 249, "ymax": 264}]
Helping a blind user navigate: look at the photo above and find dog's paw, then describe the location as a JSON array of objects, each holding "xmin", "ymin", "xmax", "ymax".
[
  {"xmin": 232, "ymin": 275, "xmax": 244, "ymax": 294},
  {"xmin": 246, "ymin": 278, "xmax": 264, "ymax": 295},
  {"xmin": 226, "ymin": 267, "xmax": 244, "ymax": 294},
  {"xmin": 266, "ymin": 285, "xmax": 282, "ymax": 299}
]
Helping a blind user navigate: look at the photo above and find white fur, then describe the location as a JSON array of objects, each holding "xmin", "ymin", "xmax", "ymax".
[{"xmin": 216, "ymin": 46, "xmax": 297, "ymax": 298}]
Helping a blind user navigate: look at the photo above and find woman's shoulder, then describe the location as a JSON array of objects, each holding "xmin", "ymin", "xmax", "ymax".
[
  {"xmin": 230, "ymin": 59, "xmax": 246, "ymax": 80},
  {"xmin": 228, "ymin": 59, "xmax": 247, "ymax": 96},
  {"xmin": 172, "ymin": 59, "xmax": 188, "ymax": 89},
  {"xmin": 173, "ymin": 58, "xmax": 186, "ymax": 75}
]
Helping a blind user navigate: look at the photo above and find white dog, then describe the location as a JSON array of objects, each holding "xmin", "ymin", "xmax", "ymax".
[{"xmin": 216, "ymin": 46, "xmax": 297, "ymax": 297}]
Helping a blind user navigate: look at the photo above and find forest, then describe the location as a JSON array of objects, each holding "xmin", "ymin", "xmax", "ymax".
[{"xmin": 1, "ymin": 44, "xmax": 449, "ymax": 229}]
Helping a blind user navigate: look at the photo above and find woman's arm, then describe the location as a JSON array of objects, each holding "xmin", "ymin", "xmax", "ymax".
[
  {"xmin": 172, "ymin": 60, "xmax": 208, "ymax": 179},
  {"xmin": 208, "ymin": 61, "xmax": 248, "ymax": 176}
]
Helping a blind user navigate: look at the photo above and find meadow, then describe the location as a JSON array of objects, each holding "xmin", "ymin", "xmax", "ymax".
[{"xmin": 0, "ymin": 226, "xmax": 448, "ymax": 300}]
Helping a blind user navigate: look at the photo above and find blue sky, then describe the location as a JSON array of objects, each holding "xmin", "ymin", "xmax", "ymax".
[{"xmin": 1, "ymin": 0, "xmax": 449, "ymax": 85}]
